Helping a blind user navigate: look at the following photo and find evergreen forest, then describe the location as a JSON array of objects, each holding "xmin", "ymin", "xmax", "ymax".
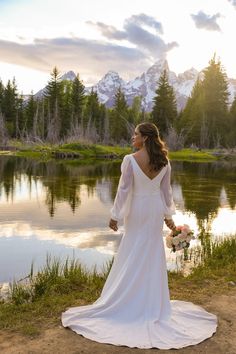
[{"xmin": 0, "ymin": 56, "xmax": 236, "ymax": 149}]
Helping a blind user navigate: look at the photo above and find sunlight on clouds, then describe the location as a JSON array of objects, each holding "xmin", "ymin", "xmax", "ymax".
[
  {"xmin": 0, "ymin": 62, "xmax": 49, "ymax": 94},
  {"xmin": 0, "ymin": 175, "xmax": 45, "ymax": 203},
  {"xmin": 163, "ymin": 210, "xmax": 199, "ymax": 237},
  {"xmin": 211, "ymin": 208, "xmax": 236, "ymax": 236},
  {"xmin": 0, "ymin": 222, "xmax": 120, "ymax": 255},
  {"xmin": 1, "ymin": 0, "xmax": 236, "ymax": 91},
  {"xmin": 0, "ymin": 218, "xmax": 199, "ymax": 274}
]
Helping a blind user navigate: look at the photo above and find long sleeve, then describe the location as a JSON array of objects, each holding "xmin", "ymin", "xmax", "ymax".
[
  {"xmin": 110, "ymin": 155, "xmax": 133, "ymax": 221},
  {"xmin": 160, "ymin": 160, "xmax": 176, "ymax": 219}
]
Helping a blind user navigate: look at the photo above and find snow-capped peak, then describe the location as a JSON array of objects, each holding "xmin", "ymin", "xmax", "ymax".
[
  {"xmin": 178, "ymin": 68, "xmax": 199, "ymax": 81},
  {"xmin": 61, "ymin": 71, "xmax": 76, "ymax": 81},
  {"xmin": 33, "ymin": 61, "xmax": 236, "ymax": 111},
  {"xmin": 146, "ymin": 59, "xmax": 169, "ymax": 76}
]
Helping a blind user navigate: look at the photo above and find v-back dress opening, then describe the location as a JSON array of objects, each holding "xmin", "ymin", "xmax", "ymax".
[{"xmin": 61, "ymin": 154, "xmax": 217, "ymax": 349}]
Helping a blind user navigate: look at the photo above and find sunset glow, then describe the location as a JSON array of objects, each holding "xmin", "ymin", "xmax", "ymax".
[{"xmin": 0, "ymin": 0, "xmax": 236, "ymax": 93}]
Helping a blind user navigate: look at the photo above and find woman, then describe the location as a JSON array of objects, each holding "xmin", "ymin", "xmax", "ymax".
[{"xmin": 62, "ymin": 122, "xmax": 217, "ymax": 349}]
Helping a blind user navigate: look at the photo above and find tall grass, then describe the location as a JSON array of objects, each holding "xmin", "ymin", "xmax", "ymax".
[
  {"xmin": 1, "ymin": 237, "xmax": 235, "ymax": 335},
  {"xmin": 168, "ymin": 235, "xmax": 236, "ymax": 279},
  {"xmin": 187, "ymin": 236, "xmax": 236, "ymax": 279},
  {"xmin": 10, "ymin": 255, "xmax": 113, "ymax": 305},
  {"xmin": 8, "ymin": 236, "xmax": 236, "ymax": 305}
]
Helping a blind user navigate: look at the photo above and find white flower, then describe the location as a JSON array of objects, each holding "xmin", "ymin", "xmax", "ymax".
[{"xmin": 172, "ymin": 237, "xmax": 181, "ymax": 245}]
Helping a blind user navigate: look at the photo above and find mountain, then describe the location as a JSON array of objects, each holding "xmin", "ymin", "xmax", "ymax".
[
  {"xmin": 87, "ymin": 70, "xmax": 125, "ymax": 107},
  {"xmin": 34, "ymin": 60, "xmax": 236, "ymax": 111},
  {"xmin": 86, "ymin": 60, "xmax": 199, "ymax": 111},
  {"xmin": 34, "ymin": 70, "xmax": 77, "ymax": 99}
]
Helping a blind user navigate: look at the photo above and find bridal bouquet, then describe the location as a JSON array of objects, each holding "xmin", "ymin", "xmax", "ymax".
[{"xmin": 166, "ymin": 224, "xmax": 195, "ymax": 252}]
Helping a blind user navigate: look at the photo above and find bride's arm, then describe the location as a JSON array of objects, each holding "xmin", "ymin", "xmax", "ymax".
[
  {"xmin": 160, "ymin": 160, "xmax": 176, "ymax": 230},
  {"xmin": 109, "ymin": 155, "xmax": 133, "ymax": 230}
]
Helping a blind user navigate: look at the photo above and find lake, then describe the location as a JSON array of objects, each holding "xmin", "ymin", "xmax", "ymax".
[{"xmin": 0, "ymin": 155, "xmax": 236, "ymax": 282}]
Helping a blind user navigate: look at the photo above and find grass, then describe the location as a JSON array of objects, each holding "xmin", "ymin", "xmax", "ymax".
[
  {"xmin": 7, "ymin": 140, "xmax": 132, "ymax": 160},
  {"xmin": 2, "ymin": 140, "xmax": 233, "ymax": 162},
  {"xmin": 9, "ymin": 255, "xmax": 113, "ymax": 305},
  {"xmin": 0, "ymin": 256, "xmax": 113, "ymax": 335},
  {"xmin": 169, "ymin": 236, "xmax": 236, "ymax": 302},
  {"xmin": 0, "ymin": 236, "xmax": 235, "ymax": 336},
  {"xmin": 169, "ymin": 148, "xmax": 218, "ymax": 162},
  {"xmin": 59, "ymin": 142, "xmax": 131, "ymax": 156}
]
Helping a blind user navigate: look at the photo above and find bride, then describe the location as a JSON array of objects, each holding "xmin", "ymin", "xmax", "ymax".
[{"xmin": 62, "ymin": 122, "xmax": 217, "ymax": 349}]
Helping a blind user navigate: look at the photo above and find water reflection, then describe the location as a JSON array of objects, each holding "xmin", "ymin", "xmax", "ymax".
[
  {"xmin": 171, "ymin": 160, "xmax": 236, "ymax": 237},
  {"xmin": 0, "ymin": 156, "xmax": 236, "ymax": 282},
  {"xmin": 0, "ymin": 156, "xmax": 120, "ymax": 216}
]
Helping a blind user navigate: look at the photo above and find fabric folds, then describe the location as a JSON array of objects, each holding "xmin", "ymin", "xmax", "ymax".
[{"xmin": 62, "ymin": 154, "xmax": 217, "ymax": 349}]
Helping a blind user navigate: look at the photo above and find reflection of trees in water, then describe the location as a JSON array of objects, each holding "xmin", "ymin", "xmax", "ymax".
[
  {"xmin": 0, "ymin": 157, "xmax": 15, "ymax": 201},
  {"xmin": 0, "ymin": 156, "xmax": 120, "ymax": 217},
  {"xmin": 172, "ymin": 160, "xmax": 236, "ymax": 237},
  {"xmin": 0, "ymin": 156, "xmax": 235, "ymax": 225},
  {"xmin": 42, "ymin": 162, "xmax": 82, "ymax": 217}
]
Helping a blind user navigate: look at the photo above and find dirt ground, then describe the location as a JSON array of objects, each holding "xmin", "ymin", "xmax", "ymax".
[{"xmin": 0, "ymin": 290, "xmax": 235, "ymax": 354}]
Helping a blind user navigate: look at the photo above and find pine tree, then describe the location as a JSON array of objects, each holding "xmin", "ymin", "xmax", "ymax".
[
  {"xmin": 44, "ymin": 67, "xmax": 63, "ymax": 142},
  {"xmin": 37, "ymin": 99, "xmax": 46, "ymax": 140},
  {"xmin": 2, "ymin": 79, "xmax": 18, "ymax": 137},
  {"xmin": 0, "ymin": 81, "xmax": 6, "ymax": 142},
  {"xmin": 178, "ymin": 79, "xmax": 204, "ymax": 146},
  {"xmin": 25, "ymin": 92, "xmax": 37, "ymax": 134},
  {"xmin": 60, "ymin": 80, "xmax": 73, "ymax": 137},
  {"xmin": 228, "ymin": 95, "xmax": 236, "ymax": 146},
  {"xmin": 179, "ymin": 56, "xmax": 230, "ymax": 148},
  {"xmin": 0, "ymin": 112, "xmax": 8, "ymax": 144},
  {"xmin": 0, "ymin": 80, "xmax": 4, "ymax": 113},
  {"xmin": 151, "ymin": 70, "xmax": 177, "ymax": 137},
  {"xmin": 129, "ymin": 96, "xmax": 142, "ymax": 126},
  {"xmin": 201, "ymin": 55, "xmax": 229, "ymax": 147},
  {"xmin": 16, "ymin": 94, "xmax": 25, "ymax": 139},
  {"xmin": 83, "ymin": 90, "xmax": 101, "ymax": 140},
  {"xmin": 71, "ymin": 74, "xmax": 85, "ymax": 131},
  {"xmin": 110, "ymin": 87, "xmax": 129, "ymax": 143}
]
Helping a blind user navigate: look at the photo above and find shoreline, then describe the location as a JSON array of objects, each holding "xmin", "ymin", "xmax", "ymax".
[
  {"xmin": 1, "ymin": 289, "xmax": 236, "ymax": 353},
  {"xmin": 0, "ymin": 236, "xmax": 235, "ymax": 334},
  {"xmin": 1, "ymin": 142, "xmax": 236, "ymax": 162}
]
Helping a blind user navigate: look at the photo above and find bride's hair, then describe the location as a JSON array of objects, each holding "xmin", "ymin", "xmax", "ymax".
[{"xmin": 136, "ymin": 122, "xmax": 168, "ymax": 171}]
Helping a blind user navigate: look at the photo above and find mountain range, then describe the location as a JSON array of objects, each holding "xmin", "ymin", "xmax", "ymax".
[{"xmin": 35, "ymin": 59, "xmax": 236, "ymax": 112}]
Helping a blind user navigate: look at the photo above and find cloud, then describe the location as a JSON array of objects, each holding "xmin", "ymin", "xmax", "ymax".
[
  {"xmin": 0, "ymin": 13, "xmax": 178, "ymax": 86},
  {"xmin": 86, "ymin": 21, "xmax": 127, "ymax": 40},
  {"xmin": 228, "ymin": 0, "xmax": 236, "ymax": 9},
  {"xmin": 0, "ymin": 37, "xmax": 150, "ymax": 84},
  {"xmin": 127, "ymin": 14, "xmax": 163, "ymax": 34},
  {"xmin": 89, "ymin": 14, "xmax": 177, "ymax": 60},
  {"xmin": 191, "ymin": 11, "xmax": 222, "ymax": 31}
]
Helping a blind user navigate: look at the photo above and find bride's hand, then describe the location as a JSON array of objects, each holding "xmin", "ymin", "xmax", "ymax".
[
  {"xmin": 109, "ymin": 218, "xmax": 118, "ymax": 231},
  {"xmin": 164, "ymin": 218, "xmax": 176, "ymax": 231}
]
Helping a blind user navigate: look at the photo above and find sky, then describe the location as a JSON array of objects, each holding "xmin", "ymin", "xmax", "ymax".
[{"xmin": 0, "ymin": 0, "xmax": 236, "ymax": 94}]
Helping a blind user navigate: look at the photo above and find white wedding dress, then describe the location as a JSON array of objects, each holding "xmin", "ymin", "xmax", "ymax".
[{"xmin": 61, "ymin": 154, "xmax": 217, "ymax": 349}]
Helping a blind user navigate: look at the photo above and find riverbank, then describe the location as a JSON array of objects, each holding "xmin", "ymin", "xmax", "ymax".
[
  {"xmin": 1, "ymin": 140, "xmax": 236, "ymax": 162},
  {"xmin": 1, "ymin": 289, "xmax": 235, "ymax": 354},
  {"xmin": 0, "ymin": 237, "xmax": 235, "ymax": 339}
]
